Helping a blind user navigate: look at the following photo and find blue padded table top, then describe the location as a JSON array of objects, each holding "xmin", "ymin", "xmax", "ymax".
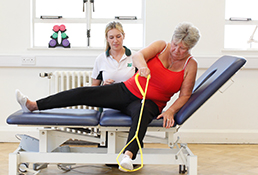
[
  {"xmin": 7, "ymin": 109, "xmax": 164, "ymax": 127},
  {"xmin": 7, "ymin": 108, "xmax": 100, "ymax": 126},
  {"xmin": 99, "ymin": 109, "xmax": 164, "ymax": 127}
]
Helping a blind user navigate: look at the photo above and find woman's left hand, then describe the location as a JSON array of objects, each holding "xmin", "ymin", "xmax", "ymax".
[{"xmin": 156, "ymin": 111, "xmax": 175, "ymax": 128}]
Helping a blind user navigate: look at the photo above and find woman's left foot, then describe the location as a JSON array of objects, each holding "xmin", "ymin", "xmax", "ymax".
[
  {"xmin": 15, "ymin": 89, "xmax": 31, "ymax": 113},
  {"xmin": 118, "ymin": 155, "xmax": 133, "ymax": 172}
]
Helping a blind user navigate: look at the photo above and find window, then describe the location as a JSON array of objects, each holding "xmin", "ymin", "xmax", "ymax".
[
  {"xmin": 225, "ymin": 0, "xmax": 258, "ymax": 49},
  {"xmin": 32, "ymin": 0, "xmax": 145, "ymax": 49}
]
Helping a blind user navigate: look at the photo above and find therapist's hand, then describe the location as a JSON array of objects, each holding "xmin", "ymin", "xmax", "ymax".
[
  {"xmin": 103, "ymin": 79, "xmax": 115, "ymax": 85},
  {"xmin": 157, "ymin": 110, "xmax": 175, "ymax": 128}
]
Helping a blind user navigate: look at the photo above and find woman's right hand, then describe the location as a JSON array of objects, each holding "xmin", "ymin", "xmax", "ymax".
[{"xmin": 139, "ymin": 67, "xmax": 150, "ymax": 78}]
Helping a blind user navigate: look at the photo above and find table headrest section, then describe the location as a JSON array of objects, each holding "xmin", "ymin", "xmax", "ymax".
[
  {"xmin": 174, "ymin": 55, "xmax": 246, "ymax": 125},
  {"xmin": 7, "ymin": 108, "xmax": 100, "ymax": 126},
  {"xmin": 100, "ymin": 109, "xmax": 164, "ymax": 127}
]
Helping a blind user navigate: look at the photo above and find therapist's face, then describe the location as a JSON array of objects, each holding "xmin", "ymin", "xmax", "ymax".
[{"xmin": 107, "ymin": 29, "xmax": 124, "ymax": 51}]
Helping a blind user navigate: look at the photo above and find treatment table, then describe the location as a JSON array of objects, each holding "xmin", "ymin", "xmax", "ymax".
[{"xmin": 7, "ymin": 55, "xmax": 246, "ymax": 175}]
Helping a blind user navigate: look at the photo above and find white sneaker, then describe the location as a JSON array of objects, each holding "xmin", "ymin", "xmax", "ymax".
[
  {"xmin": 15, "ymin": 89, "xmax": 31, "ymax": 113},
  {"xmin": 119, "ymin": 155, "xmax": 133, "ymax": 172}
]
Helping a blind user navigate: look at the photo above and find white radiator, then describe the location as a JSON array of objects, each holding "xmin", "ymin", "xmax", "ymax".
[
  {"xmin": 41, "ymin": 71, "xmax": 97, "ymax": 110},
  {"xmin": 52, "ymin": 71, "xmax": 92, "ymax": 93}
]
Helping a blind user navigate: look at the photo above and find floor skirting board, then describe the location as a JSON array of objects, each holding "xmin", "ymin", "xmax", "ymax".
[{"xmin": 177, "ymin": 129, "xmax": 258, "ymax": 144}]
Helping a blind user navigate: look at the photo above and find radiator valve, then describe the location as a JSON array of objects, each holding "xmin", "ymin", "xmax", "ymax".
[{"xmin": 39, "ymin": 72, "xmax": 53, "ymax": 79}]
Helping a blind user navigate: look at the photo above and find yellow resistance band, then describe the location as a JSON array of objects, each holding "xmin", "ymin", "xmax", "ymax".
[{"xmin": 116, "ymin": 73, "xmax": 150, "ymax": 172}]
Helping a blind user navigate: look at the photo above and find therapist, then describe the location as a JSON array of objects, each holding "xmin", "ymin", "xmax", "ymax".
[{"xmin": 91, "ymin": 21, "xmax": 136, "ymax": 86}]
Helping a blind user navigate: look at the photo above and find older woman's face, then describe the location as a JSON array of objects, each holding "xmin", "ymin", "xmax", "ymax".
[
  {"xmin": 107, "ymin": 28, "xmax": 124, "ymax": 51},
  {"xmin": 170, "ymin": 40, "xmax": 189, "ymax": 60}
]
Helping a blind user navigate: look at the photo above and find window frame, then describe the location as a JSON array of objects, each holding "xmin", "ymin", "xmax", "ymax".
[
  {"xmin": 224, "ymin": 20, "xmax": 258, "ymax": 49},
  {"xmin": 224, "ymin": 0, "xmax": 258, "ymax": 49},
  {"xmin": 30, "ymin": 0, "xmax": 145, "ymax": 49}
]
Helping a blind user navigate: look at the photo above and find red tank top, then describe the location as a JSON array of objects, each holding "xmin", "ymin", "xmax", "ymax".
[{"xmin": 124, "ymin": 54, "xmax": 192, "ymax": 112}]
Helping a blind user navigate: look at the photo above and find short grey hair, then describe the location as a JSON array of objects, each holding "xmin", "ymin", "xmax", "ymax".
[{"xmin": 172, "ymin": 22, "xmax": 200, "ymax": 50}]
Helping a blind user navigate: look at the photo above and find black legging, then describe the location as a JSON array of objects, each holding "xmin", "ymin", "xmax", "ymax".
[{"xmin": 37, "ymin": 83, "xmax": 160, "ymax": 159}]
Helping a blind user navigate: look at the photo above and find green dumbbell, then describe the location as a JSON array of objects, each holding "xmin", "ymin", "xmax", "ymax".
[{"xmin": 61, "ymin": 33, "xmax": 67, "ymax": 39}]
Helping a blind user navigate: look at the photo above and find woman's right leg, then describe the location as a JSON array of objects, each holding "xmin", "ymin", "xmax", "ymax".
[{"xmin": 36, "ymin": 83, "xmax": 138, "ymax": 111}]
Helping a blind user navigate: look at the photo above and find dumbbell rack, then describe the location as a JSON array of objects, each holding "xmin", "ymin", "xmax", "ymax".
[{"xmin": 48, "ymin": 24, "xmax": 71, "ymax": 48}]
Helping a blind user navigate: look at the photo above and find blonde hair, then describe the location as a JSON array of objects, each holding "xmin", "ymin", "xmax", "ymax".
[
  {"xmin": 172, "ymin": 22, "xmax": 200, "ymax": 50},
  {"xmin": 105, "ymin": 21, "xmax": 125, "ymax": 51}
]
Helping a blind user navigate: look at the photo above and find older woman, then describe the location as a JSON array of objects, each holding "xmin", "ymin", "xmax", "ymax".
[
  {"xmin": 16, "ymin": 22, "xmax": 200, "ymax": 172},
  {"xmin": 92, "ymin": 21, "xmax": 136, "ymax": 86}
]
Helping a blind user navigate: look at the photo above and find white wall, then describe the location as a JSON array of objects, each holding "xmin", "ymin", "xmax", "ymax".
[
  {"xmin": 0, "ymin": 0, "xmax": 258, "ymax": 143},
  {"xmin": 145, "ymin": 0, "xmax": 225, "ymax": 56}
]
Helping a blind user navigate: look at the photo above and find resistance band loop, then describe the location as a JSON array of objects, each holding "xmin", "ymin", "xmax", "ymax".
[{"xmin": 116, "ymin": 73, "xmax": 150, "ymax": 172}]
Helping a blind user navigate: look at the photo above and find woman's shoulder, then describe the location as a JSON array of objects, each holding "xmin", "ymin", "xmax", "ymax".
[
  {"xmin": 185, "ymin": 56, "xmax": 198, "ymax": 73},
  {"xmin": 149, "ymin": 40, "xmax": 167, "ymax": 48},
  {"xmin": 141, "ymin": 40, "xmax": 168, "ymax": 56},
  {"xmin": 151, "ymin": 40, "xmax": 166, "ymax": 44},
  {"xmin": 189, "ymin": 56, "xmax": 198, "ymax": 66}
]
